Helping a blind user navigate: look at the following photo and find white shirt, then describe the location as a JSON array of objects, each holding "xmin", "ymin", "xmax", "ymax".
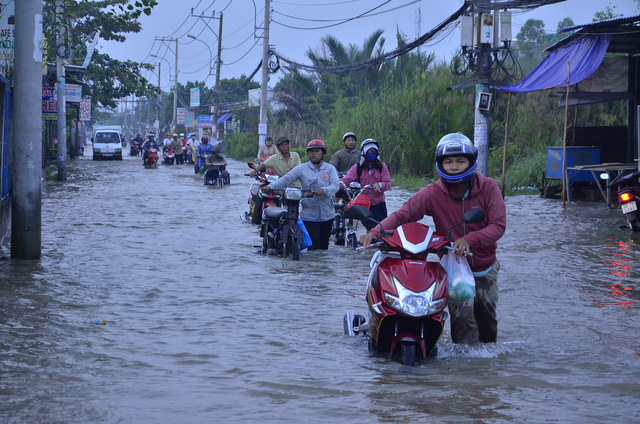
[{"xmin": 163, "ymin": 137, "xmax": 171, "ymax": 145}]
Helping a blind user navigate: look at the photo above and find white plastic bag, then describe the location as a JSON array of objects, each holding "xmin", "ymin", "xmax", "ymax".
[{"xmin": 441, "ymin": 250, "xmax": 476, "ymax": 302}]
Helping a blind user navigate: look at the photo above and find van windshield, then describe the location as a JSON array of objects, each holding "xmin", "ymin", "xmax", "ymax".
[{"xmin": 95, "ymin": 132, "xmax": 120, "ymax": 144}]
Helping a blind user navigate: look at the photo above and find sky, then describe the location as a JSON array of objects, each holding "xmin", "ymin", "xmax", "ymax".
[{"xmin": 100, "ymin": 0, "xmax": 640, "ymax": 93}]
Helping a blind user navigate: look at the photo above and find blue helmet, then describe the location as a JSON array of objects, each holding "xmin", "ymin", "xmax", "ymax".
[{"xmin": 435, "ymin": 133, "xmax": 477, "ymax": 184}]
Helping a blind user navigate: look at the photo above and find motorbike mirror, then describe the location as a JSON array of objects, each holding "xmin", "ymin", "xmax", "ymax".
[
  {"xmin": 599, "ymin": 172, "xmax": 610, "ymax": 180},
  {"xmin": 462, "ymin": 209, "xmax": 485, "ymax": 224},
  {"xmin": 247, "ymin": 162, "xmax": 257, "ymax": 170}
]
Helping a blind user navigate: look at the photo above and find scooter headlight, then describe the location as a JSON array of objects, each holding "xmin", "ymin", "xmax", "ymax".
[
  {"xmin": 383, "ymin": 276, "xmax": 445, "ymax": 318},
  {"xmin": 266, "ymin": 175, "xmax": 279, "ymax": 183},
  {"xmin": 284, "ymin": 187, "xmax": 302, "ymax": 201}
]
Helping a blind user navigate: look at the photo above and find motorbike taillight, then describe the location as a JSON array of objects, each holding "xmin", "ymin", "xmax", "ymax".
[{"xmin": 620, "ymin": 192, "xmax": 633, "ymax": 203}]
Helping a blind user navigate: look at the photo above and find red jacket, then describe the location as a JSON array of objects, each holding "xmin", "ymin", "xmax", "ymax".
[{"xmin": 370, "ymin": 173, "xmax": 506, "ymax": 272}]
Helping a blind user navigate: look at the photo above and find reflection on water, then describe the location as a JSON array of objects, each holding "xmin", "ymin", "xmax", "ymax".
[{"xmin": 598, "ymin": 239, "xmax": 639, "ymax": 309}]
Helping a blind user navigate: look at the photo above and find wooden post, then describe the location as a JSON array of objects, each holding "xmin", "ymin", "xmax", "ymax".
[
  {"xmin": 501, "ymin": 92, "xmax": 512, "ymax": 198},
  {"xmin": 561, "ymin": 62, "xmax": 571, "ymax": 209}
]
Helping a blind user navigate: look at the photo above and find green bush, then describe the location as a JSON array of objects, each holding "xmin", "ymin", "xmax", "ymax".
[{"xmin": 225, "ymin": 131, "xmax": 259, "ymax": 160}]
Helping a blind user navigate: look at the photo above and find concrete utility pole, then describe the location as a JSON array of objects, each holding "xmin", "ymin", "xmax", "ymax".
[
  {"xmin": 156, "ymin": 62, "xmax": 161, "ymax": 135},
  {"xmin": 259, "ymin": 0, "xmax": 270, "ymax": 147},
  {"xmin": 12, "ymin": 0, "xmax": 43, "ymax": 259},
  {"xmin": 173, "ymin": 38, "xmax": 178, "ymax": 132},
  {"xmin": 214, "ymin": 12, "xmax": 223, "ymax": 138},
  {"xmin": 56, "ymin": 1, "xmax": 67, "ymax": 180}
]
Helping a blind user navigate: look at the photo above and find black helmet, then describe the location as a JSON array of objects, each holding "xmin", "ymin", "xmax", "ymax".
[{"xmin": 276, "ymin": 137, "xmax": 290, "ymax": 146}]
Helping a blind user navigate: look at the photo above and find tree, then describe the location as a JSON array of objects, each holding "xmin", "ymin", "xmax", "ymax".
[{"xmin": 42, "ymin": 0, "xmax": 159, "ymax": 111}]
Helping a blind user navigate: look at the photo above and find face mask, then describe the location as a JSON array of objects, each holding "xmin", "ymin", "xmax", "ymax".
[{"xmin": 366, "ymin": 152, "xmax": 378, "ymax": 162}]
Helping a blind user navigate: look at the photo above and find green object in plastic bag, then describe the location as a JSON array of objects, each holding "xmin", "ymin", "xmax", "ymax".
[{"xmin": 441, "ymin": 250, "xmax": 476, "ymax": 302}]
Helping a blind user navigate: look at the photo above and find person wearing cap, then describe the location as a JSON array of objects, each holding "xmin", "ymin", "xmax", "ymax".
[
  {"xmin": 249, "ymin": 136, "xmax": 302, "ymax": 224},
  {"xmin": 257, "ymin": 136, "xmax": 278, "ymax": 161},
  {"xmin": 340, "ymin": 138, "xmax": 391, "ymax": 233},
  {"xmin": 250, "ymin": 137, "xmax": 301, "ymax": 179},
  {"xmin": 330, "ymin": 132, "xmax": 360, "ymax": 175},
  {"xmin": 262, "ymin": 139, "xmax": 340, "ymax": 250},
  {"xmin": 359, "ymin": 132, "xmax": 506, "ymax": 345}
]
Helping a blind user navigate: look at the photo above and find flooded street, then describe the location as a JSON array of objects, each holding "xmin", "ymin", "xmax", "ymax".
[{"xmin": 1, "ymin": 154, "xmax": 639, "ymax": 423}]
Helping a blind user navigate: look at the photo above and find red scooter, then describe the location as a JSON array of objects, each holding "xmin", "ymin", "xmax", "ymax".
[
  {"xmin": 144, "ymin": 147, "xmax": 159, "ymax": 169},
  {"xmin": 244, "ymin": 163, "xmax": 281, "ymax": 224},
  {"xmin": 344, "ymin": 206, "xmax": 485, "ymax": 366}
]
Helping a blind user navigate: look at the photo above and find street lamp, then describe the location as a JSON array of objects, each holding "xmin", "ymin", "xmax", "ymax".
[
  {"xmin": 151, "ymin": 54, "xmax": 176, "ymax": 133},
  {"xmin": 187, "ymin": 34, "xmax": 213, "ymax": 75}
]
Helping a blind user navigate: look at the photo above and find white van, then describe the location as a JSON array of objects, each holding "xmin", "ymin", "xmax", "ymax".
[{"xmin": 92, "ymin": 130, "xmax": 123, "ymax": 160}]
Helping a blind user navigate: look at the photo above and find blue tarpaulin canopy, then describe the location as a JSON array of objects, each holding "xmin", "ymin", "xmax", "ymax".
[
  {"xmin": 496, "ymin": 34, "xmax": 612, "ymax": 93},
  {"xmin": 217, "ymin": 113, "xmax": 231, "ymax": 124}
]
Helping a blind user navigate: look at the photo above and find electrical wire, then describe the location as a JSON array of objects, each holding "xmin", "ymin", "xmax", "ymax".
[
  {"xmin": 273, "ymin": 0, "xmax": 420, "ymax": 23},
  {"xmin": 271, "ymin": 2, "xmax": 469, "ymax": 73},
  {"xmin": 224, "ymin": 38, "xmax": 262, "ymax": 65},
  {"xmin": 272, "ymin": 0, "xmax": 393, "ymax": 30},
  {"xmin": 274, "ymin": 0, "xmax": 367, "ymax": 6}
]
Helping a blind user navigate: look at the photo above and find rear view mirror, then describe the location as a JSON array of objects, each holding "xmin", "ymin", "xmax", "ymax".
[
  {"xmin": 247, "ymin": 162, "xmax": 257, "ymax": 170},
  {"xmin": 462, "ymin": 209, "xmax": 485, "ymax": 224}
]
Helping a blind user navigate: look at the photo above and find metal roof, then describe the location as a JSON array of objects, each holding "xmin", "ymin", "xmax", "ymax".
[
  {"xmin": 560, "ymin": 14, "xmax": 640, "ymax": 33},
  {"xmin": 547, "ymin": 14, "xmax": 640, "ymax": 54}
]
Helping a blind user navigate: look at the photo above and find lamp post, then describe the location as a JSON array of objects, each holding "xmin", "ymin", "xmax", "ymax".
[{"xmin": 151, "ymin": 54, "xmax": 173, "ymax": 134}]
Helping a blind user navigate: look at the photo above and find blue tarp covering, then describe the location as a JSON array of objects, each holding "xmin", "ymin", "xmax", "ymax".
[
  {"xmin": 217, "ymin": 113, "xmax": 231, "ymax": 124},
  {"xmin": 496, "ymin": 34, "xmax": 612, "ymax": 93}
]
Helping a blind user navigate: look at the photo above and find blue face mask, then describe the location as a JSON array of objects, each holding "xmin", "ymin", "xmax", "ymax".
[{"xmin": 366, "ymin": 152, "xmax": 378, "ymax": 162}]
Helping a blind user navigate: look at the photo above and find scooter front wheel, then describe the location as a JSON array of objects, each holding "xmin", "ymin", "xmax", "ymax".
[
  {"xmin": 395, "ymin": 342, "xmax": 417, "ymax": 367},
  {"xmin": 286, "ymin": 235, "xmax": 300, "ymax": 260}
]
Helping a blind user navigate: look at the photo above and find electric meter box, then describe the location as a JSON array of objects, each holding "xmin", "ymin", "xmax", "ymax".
[{"xmin": 480, "ymin": 13, "xmax": 494, "ymax": 44}]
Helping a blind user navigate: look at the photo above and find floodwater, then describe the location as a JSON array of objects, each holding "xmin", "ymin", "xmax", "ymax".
[{"xmin": 1, "ymin": 152, "xmax": 639, "ymax": 423}]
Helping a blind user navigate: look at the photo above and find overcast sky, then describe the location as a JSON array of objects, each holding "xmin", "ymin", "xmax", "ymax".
[{"xmin": 100, "ymin": 0, "xmax": 639, "ymax": 92}]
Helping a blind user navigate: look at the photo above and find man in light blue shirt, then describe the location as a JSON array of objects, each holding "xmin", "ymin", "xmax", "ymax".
[{"xmin": 263, "ymin": 139, "xmax": 340, "ymax": 250}]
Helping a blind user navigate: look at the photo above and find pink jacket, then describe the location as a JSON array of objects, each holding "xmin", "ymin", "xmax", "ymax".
[
  {"xmin": 340, "ymin": 162, "xmax": 391, "ymax": 206},
  {"xmin": 370, "ymin": 173, "xmax": 506, "ymax": 272}
]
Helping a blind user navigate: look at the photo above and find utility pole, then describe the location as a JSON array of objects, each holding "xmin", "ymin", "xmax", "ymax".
[
  {"xmin": 12, "ymin": 0, "xmax": 43, "ymax": 259},
  {"xmin": 156, "ymin": 62, "xmax": 161, "ymax": 136},
  {"xmin": 156, "ymin": 37, "xmax": 178, "ymax": 132},
  {"xmin": 173, "ymin": 38, "xmax": 178, "ymax": 132},
  {"xmin": 56, "ymin": 1, "xmax": 67, "ymax": 181},
  {"xmin": 259, "ymin": 0, "xmax": 270, "ymax": 148},
  {"xmin": 214, "ymin": 12, "xmax": 223, "ymax": 139}
]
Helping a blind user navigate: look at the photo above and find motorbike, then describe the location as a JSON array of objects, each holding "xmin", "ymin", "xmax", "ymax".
[
  {"xmin": 260, "ymin": 187, "xmax": 314, "ymax": 261},
  {"xmin": 343, "ymin": 207, "xmax": 486, "ymax": 366},
  {"xmin": 243, "ymin": 163, "xmax": 281, "ymax": 224},
  {"xmin": 144, "ymin": 147, "xmax": 159, "ymax": 169},
  {"xmin": 333, "ymin": 182, "xmax": 373, "ymax": 248},
  {"xmin": 163, "ymin": 146, "xmax": 176, "ymax": 165},
  {"xmin": 603, "ymin": 170, "xmax": 640, "ymax": 231},
  {"xmin": 130, "ymin": 141, "xmax": 140, "ymax": 157},
  {"xmin": 204, "ymin": 156, "xmax": 231, "ymax": 187},
  {"xmin": 184, "ymin": 145, "xmax": 195, "ymax": 164}
]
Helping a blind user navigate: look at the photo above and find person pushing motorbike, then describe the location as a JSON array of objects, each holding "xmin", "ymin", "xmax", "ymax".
[
  {"xmin": 249, "ymin": 136, "xmax": 302, "ymax": 224},
  {"xmin": 262, "ymin": 139, "xmax": 340, "ymax": 250},
  {"xmin": 360, "ymin": 132, "xmax": 507, "ymax": 345}
]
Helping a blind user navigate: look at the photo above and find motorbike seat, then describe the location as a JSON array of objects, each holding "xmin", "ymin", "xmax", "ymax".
[{"xmin": 264, "ymin": 206, "xmax": 286, "ymax": 225}]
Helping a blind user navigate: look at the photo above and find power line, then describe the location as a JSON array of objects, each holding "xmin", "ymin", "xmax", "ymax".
[
  {"xmin": 272, "ymin": 0, "xmax": 393, "ymax": 30},
  {"xmin": 271, "ymin": 2, "xmax": 469, "ymax": 73},
  {"xmin": 273, "ymin": 0, "xmax": 420, "ymax": 23},
  {"xmin": 273, "ymin": 0, "xmax": 367, "ymax": 6}
]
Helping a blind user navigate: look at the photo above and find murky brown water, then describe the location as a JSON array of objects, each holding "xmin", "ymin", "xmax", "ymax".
[{"xmin": 1, "ymin": 153, "xmax": 639, "ymax": 423}]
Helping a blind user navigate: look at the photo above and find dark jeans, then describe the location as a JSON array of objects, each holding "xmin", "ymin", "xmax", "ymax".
[
  {"xmin": 362, "ymin": 202, "xmax": 388, "ymax": 230},
  {"xmin": 302, "ymin": 219, "xmax": 334, "ymax": 250},
  {"xmin": 175, "ymin": 152, "xmax": 184, "ymax": 164}
]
